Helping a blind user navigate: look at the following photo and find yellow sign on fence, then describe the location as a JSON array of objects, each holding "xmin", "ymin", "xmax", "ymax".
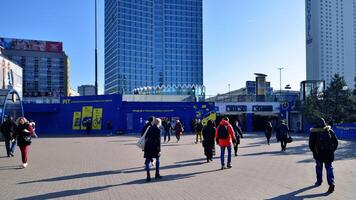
[
  {"xmin": 72, "ymin": 112, "xmax": 82, "ymax": 130},
  {"xmin": 92, "ymin": 108, "xmax": 103, "ymax": 130},
  {"xmin": 81, "ymin": 106, "xmax": 93, "ymax": 130}
]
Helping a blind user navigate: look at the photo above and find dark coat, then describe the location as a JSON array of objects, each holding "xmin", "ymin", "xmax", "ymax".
[
  {"xmin": 265, "ymin": 122, "xmax": 272, "ymax": 138},
  {"xmin": 202, "ymin": 125, "xmax": 215, "ymax": 149},
  {"xmin": 13, "ymin": 123, "xmax": 34, "ymax": 147},
  {"xmin": 278, "ymin": 123, "xmax": 289, "ymax": 141},
  {"xmin": 309, "ymin": 126, "xmax": 338, "ymax": 163},
  {"xmin": 196, "ymin": 122, "xmax": 203, "ymax": 132},
  {"xmin": 141, "ymin": 122, "xmax": 151, "ymax": 136},
  {"xmin": 0, "ymin": 119, "xmax": 16, "ymax": 139},
  {"xmin": 144, "ymin": 125, "xmax": 161, "ymax": 159}
]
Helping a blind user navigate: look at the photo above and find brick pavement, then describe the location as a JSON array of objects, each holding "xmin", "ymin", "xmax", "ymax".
[{"xmin": 0, "ymin": 133, "xmax": 355, "ymax": 200}]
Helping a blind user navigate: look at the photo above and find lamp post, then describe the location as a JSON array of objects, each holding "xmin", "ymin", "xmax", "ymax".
[
  {"xmin": 277, "ymin": 67, "xmax": 284, "ymax": 100},
  {"xmin": 94, "ymin": 0, "xmax": 98, "ymax": 95},
  {"xmin": 228, "ymin": 83, "xmax": 231, "ymax": 102}
]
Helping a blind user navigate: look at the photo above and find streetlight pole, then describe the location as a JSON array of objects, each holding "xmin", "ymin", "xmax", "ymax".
[
  {"xmin": 94, "ymin": 0, "xmax": 98, "ymax": 95},
  {"xmin": 228, "ymin": 83, "xmax": 231, "ymax": 102},
  {"xmin": 277, "ymin": 67, "xmax": 284, "ymax": 99}
]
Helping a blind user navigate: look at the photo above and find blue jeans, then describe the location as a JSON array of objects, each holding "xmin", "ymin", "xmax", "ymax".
[
  {"xmin": 4, "ymin": 139, "xmax": 16, "ymax": 156},
  {"xmin": 145, "ymin": 157, "xmax": 160, "ymax": 176},
  {"xmin": 220, "ymin": 145, "xmax": 232, "ymax": 167},
  {"xmin": 316, "ymin": 160, "xmax": 335, "ymax": 186}
]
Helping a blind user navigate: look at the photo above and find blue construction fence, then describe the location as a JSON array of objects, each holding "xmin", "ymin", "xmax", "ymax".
[
  {"xmin": 23, "ymin": 94, "xmax": 215, "ymax": 135},
  {"xmin": 333, "ymin": 123, "xmax": 356, "ymax": 140}
]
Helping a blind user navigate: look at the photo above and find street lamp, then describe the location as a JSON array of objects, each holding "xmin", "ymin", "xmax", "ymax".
[
  {"xmin": 277, "ymin": 67, "xmax": 284, "ymax": 99},
  {"xmin": 94, "ymin": 0, "xmax": 98, "ymax": 95}
]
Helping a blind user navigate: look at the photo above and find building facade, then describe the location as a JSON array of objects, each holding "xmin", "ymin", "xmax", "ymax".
[
  {"xmin": 105, "ymin": 0, "xmax": 203, "ymax": 95},
  {"xmin": 0, "ymin": 52, "xmax": 23, "ymax": 97},
  {"xmin": 306, "ymin": 0, "xmax": 356, "ymax": 89},
  {"xmin": 0, "ymin": 37, "xmax": 70, "ymax": 99},
  {"xmin": 78, "ymin": 85, "xmax": 96, "ymax": 96}
]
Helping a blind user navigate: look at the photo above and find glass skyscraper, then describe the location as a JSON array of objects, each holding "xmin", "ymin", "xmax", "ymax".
[{"xmin": 105, "ymin": 0, "xmax": 203, "ymax": 95}]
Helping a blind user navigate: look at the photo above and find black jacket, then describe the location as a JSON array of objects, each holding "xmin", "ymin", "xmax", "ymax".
[
  {"xmin": 14, "ymin": 123, "xmax": 34, "ymax": 147},
  {"xmin": 0, "ymin": 119, "xmax": 16, "ymax": 139},
  {"xmin": 196, "ymin": 122, "xmax": 203, "ymax": 132},
  {"xmin": 309, "ymin": 126, "xmax": 338, "ymax": 162},
  {"xmin": 202, "ymin": 125, "xmax": 215, "ymax": 148},
  {"xmin": 144, "ymin": 125, "xmax": 161, "ymax": 159},
  {"xmin": 141, "ymin": 122, "xmax": 151, "ymax": 136}
]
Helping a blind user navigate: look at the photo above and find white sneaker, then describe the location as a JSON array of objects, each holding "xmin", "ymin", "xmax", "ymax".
[{"xmin": 22, "ymin": 163, "xmax": 28, "ymax": 168}]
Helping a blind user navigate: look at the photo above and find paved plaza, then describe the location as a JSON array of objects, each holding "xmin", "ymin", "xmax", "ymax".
[{"xmin": 0, "ymin": 133, "xmax": 355, "ymax": 200}]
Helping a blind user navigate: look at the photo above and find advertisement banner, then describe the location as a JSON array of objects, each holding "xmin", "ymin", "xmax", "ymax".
[
  {"xmin": 92, "ymin": 108, "xmax": 103, "ymax": 130},
  {"xmin": 81, "ymin": 106, "xmax": 93, "ymax": 130},
  {"xmin": 72, "ymin": 112, "xmax": 82, "ymax": 130},
  {"xmin": 0, "ymin": 37, "xmax": 62, "ymax": 52}
]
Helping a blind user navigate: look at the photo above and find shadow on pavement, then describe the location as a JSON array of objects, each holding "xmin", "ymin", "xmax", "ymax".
[
  {"xmin": 19, "ymin": 158, "xmax": 210, "ymax": 184},
  {"xmin": 0, "ymin": 165, "xmax": 23, "ymax": 170},
  {"xmin": 16, "ymin": 169, "xmax": 219, "ymax": 200},
  {"xmin": 266, "ymin": 185, "xmax": 330, "ymax": 200}
]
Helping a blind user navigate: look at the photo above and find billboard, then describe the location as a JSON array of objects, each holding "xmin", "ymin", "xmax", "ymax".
[{"xmin": 0, "ymin": 37, "xmax": 62, "ymax": 52}]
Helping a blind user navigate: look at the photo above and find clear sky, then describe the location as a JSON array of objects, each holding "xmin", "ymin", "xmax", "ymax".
[{"xmin": 0, "ymin": 0, "xmax": 306, "ymax": 96}]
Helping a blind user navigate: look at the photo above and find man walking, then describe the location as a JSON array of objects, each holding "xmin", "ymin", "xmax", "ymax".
[
  {"xmin": 215, "ymin": 117, "xmax": 236, "ymax": 170},
  {"xmin": 1, "ymin": 116, "xmax": 16, "ymax": 157},
  {"xmin": 309, "ymin": 117, "xmax": 338, "ymax": 193}
]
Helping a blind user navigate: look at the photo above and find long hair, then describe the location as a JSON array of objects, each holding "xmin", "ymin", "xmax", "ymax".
[{"xmin": 16, "ymin": 117, "xmax": 28, "ymax": 125}]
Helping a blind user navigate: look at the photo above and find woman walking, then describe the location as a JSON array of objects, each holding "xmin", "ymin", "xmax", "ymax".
[
  {"xmin": 175, "ymin": 120, "xmax": 184, "ymax": 143},
  {"xmin": 232, "ymin": 120, "xmax": 243, "ymax": 156},
  {"xmin": 144, "ymin": 118, "xmax": 162, "ymax": 182},
  {"xmin": 265, "ymin": 120, "xmax": 273, "ymax": 145},
  {"xmin": 13, "ymin": 117, "xmax": 34, "ymax": 168},
  {"xmin": 202, "ymin": 120, "xmax": 215, "ymax": 162}
]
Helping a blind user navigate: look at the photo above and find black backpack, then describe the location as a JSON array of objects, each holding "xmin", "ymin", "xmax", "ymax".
[
  {"xmin": 316, "ymin": 130, "xmax": 334, "ymax": 151},
  {"xmin": 218, "ymin": 125, "xmax": 229, "ymax": 139}
]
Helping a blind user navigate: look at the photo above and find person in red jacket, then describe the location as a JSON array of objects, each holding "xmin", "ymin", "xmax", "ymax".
[{"xmin": 215, "ymin": 117, "xmax": 236, "ymax": 170}]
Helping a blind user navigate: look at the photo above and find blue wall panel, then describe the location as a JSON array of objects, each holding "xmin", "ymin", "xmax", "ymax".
[{"xmin": 23, "ymin": 94, "xmax": 215, "ymax": 135}]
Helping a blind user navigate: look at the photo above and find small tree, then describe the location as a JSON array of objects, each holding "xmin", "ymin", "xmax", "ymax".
[{"xmin": 323, "ymin": 74, "xmax": 352, "ymax": 123}]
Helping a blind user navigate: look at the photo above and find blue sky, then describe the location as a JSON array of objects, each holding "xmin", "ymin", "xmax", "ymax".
[{"xmin": 0, "ymin": 0, "xmax": 305, "ymax": 95}]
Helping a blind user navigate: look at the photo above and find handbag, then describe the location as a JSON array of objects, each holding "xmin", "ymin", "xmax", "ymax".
[
  {"xmin": 23, "ymin": 135, "xmax": 32, "ymax": 144},
  {"xmin": 286, "ymin": 136, "xmax": 293, "ymax": 143},
  {"xmin": 136, "ymin": 126, "xmax": 150, "ymax": 150}
]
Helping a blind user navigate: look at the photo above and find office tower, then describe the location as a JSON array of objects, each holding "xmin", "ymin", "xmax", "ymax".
[
  {"xmin": 306, "ymin": 0, "xmax": 356, "ymax": 89},
  {"xmin": 0, "ymin": 37, "xmax": 70, "ymax": 100},
  {"xmin": 105, "ymin": 0, "xmax": 203, "ymax": 95}
]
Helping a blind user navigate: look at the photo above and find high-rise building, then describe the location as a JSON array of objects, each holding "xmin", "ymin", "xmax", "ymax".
[
  {"xmin": 0, "ymin": 37, "xmax": 70, "ymax": 99},
  {"xmin": 306, "ymin": 0, "xmax": 356, "ymax": 89},
  {"xmin": 78, "ymin": 85, "xmax": 96, "ymax": 96},
  {"xmin": 105, "ymin": 0, "xmax": 203, "ymax": 95}
]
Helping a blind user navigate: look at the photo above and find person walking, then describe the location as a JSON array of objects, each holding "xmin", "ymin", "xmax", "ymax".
[
  {"xmin": 12, "ymin": 117, "xmax": 34, "ymax": 168},
  {"xmin": 162, "ymin": 118, "xmax": 171, "ymax": 142},
  {"xmin": 195, "ymin": 119, "xmax": 203, "ymax": 144},
  {"xmin": 265, "ymin": 120, "xmax": 273, "ymax": 145},
  {"xmin": 278, "ymin": 119, "xmax": 289, "ymax": 151},
  {"xmin": 202, "ymin": 120, "xmax": 215, "ymax": 162},
  {"xmin": 141, "ymin": 116, "xmax": 154, "ymax": 136},
  {"xmin": 215, "ymin": 117, "xmax": 236, "ymax": 170},
  {"xmin": 309, "ymin": 117, "xmax": 338, "ymax": 193},
  {"xmin": 232, "ymin": 120, "xmax": 243, "ymax": 156},
  {"xmin": 175, "ymin": 120, "xmax": 183, "ymax": 143},
  {"xmin": 1, "ymin": 116, "xmax": 16, "ymax": 157},
  {"xmin": 144, "ymin": 118, "xmax": 162, "ymax": 182}
]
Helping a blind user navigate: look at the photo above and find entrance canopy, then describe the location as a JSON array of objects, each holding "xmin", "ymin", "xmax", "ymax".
[{"xmin": 0, "ymin": 89, "xmax": 23, "ymax": 123}]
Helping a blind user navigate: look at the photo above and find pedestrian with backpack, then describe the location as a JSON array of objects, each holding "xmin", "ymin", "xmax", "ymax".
[
  {"xmin": 309, "ymin": 117, "xmax": 338, "ymax": 193},
  {"xmin": 215, "ymin": 117, "xmax": 236, "ymax": 170}
]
